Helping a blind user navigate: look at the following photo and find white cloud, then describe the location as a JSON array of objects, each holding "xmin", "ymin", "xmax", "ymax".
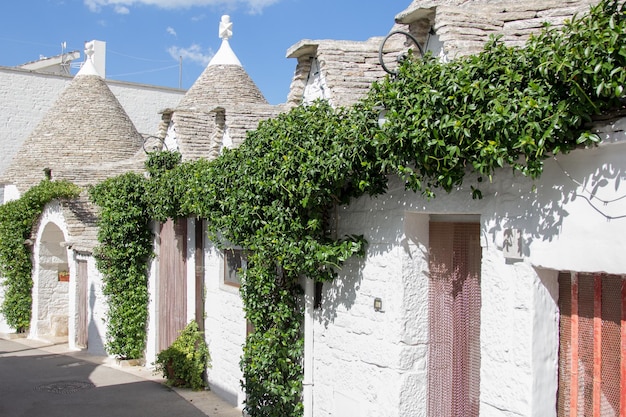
[
  {"xmin": 84, "ymin": 0, "xmax": 101, "ymax": 12},
  {"xmin": 168, "ymin": 44, "xmax": 214, "ymax": 67},
  {"xmin": 166, "ymin": 26, "xmax": 177, "ymax": 36},
  {"xmin": 191, "ymin": 14, "xmax": 206, "ymax": 22},
  {"xmin": 114, "ymin": 5, "xmax": 130, "ymax": 13},
  {"xmin": 84, "ymin": 0, "xmax": 281, "ymax": 14}
]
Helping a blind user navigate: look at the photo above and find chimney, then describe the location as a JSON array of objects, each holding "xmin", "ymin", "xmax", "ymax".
[{"xmin": 84, "ymin": 40, "xmax": 106, "ymax": 78}]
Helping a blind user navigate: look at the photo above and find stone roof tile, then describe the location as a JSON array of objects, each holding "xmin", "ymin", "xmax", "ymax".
[
  {"xmin": 167, "ymin": 16, "xmax": 279, "ymax": 161},
  {"xmin": 398, "ymin": 0, "xmax": 598, "ymax": 58},
  {"xmin": 2, "ymin": 72, "xmax": 144, "ymax": 192},
  {"xmin": 178, "ymin": 64, "xmax": 268, "ymax": 110},
  {"xmin": 286, "ymin": 34, "xmax": 407, "ymax": 108}
]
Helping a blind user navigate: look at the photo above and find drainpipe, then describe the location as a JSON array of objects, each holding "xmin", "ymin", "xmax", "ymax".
[
  {"xmin": 186, "ymin": 217, "xmax": 196, "ymax": 325},
  {"xmin": 303, "ymin": 278, "xmax": 314, "ymax": 417}
]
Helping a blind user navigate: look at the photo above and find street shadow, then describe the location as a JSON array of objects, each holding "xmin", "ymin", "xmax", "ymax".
[{"xmin": 0, "ymin": 339, "xmax": 208, "ymax": 417}]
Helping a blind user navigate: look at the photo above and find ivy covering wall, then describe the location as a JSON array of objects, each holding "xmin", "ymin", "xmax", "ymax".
[
  {"xmin": 90, "ymin": 2, "xmax": 624, "ymax": 415},
  {"xmin": 0, "ymin": 1, "xmax": 621, "ymax": 416},
  {"xmin": 0, "ymin": 180, "xmax": 80, "ymax": 332},
  {"xmin": 375, "ymin": 1, "xmax": 625, "ymax": 199},
  {"xmin": 89, "ymin": 173, "xmax": 153, "ymax": 359}
]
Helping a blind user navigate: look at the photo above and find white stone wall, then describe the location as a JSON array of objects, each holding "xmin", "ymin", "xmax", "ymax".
[
  {"xmin": 302, "ymin": 59, "xmax": 329, "ymax": 105},
  {"xmin": 0, "ymin": 68, "xmax": 70, "ymax": 177},
  {"xmin": 108, "ymin": 80, "xmax": 183, "ymax": 135},
  {"xmin": 312, "ymin": 120, "xmax": 626, "ymax": 416},
  {"xmin": 314, "ymin": 193, "xmax": 429, "ymax": 417},
  {"xmin": 145, "ymin": 222, "xmax": 160, "ymax": 366},
  {"xmin": 31, "ymin": 202, "xmax": 71, "ymax": 340},
  {"xmin": 203, "ymin": 238, "xmax": 247, "ymax": 408},
  {"xmin": 81, "ymin": 253, "xmax": 108, "ymax": 356},
  {"xmin": 0, "ymin": 67, "xmax": 184, "ymax": 176},
  {"xmin": 24, "ymin": 203, "xmax": 108, "ymax": 355}
]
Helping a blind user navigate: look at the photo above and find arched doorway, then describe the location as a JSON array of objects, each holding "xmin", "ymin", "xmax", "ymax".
[{"xmin": 33, "ymin": 222, "xmax": 70, "ymax": 340}]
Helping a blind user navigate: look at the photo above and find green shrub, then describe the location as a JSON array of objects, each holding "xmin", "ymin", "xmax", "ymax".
[
  {"xmin": 0, "ymin": 180, "xmax": 80, "ymax": 332},
  {"xmin": 89, "ymin": 172, "xmax": 152, "ymax": 359},
  {"xmin": 154, "ymin": 320, "xmax": 211, "ymax": 391}
]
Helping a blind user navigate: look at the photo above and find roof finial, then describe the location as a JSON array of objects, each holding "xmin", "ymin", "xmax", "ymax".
[
  {"xmin": 85, "ymin": 41, "xmax": 96, "ymax": 61},
  {"xmin": 76, "ymin": 40, "xmax": 101, "ymax": 76},
  {"xmin": 219, "ymin": 15, "xmax": 233, "ymax": 41},
  {"xmin": 208, "ymin": 15, "xmax": 241, "ymax": 67}
]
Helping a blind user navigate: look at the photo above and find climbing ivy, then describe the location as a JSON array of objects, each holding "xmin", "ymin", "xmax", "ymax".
[
  {"xmin": 87, "ymin": 1, "xmax": 625, "ymax": 415},
  {"xmin": 0, "ymin": 180, "xmax": 80, "ymax": 332},
  {"xmin": 371, "ymin": 0, "xmax": 626, "ymax": 198},
  {"xmin": 89, "ymin": 173, "xmax": 153, "ymax": 359}
]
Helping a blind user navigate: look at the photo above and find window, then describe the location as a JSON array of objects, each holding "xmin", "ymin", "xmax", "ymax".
[
  {"xmin": 558, "ymin": 272, "xmax": 625, "ymax": 417},
  {"xmin": 223, "ymin": 248, "xmax": 246, "ymax": 288}
]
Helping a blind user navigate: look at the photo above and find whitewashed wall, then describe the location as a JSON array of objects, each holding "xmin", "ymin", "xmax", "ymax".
[
  {"xmin": 203, "ymin": 237, "xmax": 247, "ymax": 408},
  {"xmin": 31, "ymin": 202, "xmax": 71, "ymax": 340},
  {"xmin": 81, "ymin": 253, "xmax": 108, "ymax": 356},
  {"xmin": 108, "ymin": 80, "xmax": 183, "ymax": 135},
  {"xmin": 314, "ymin": 190, "xmax": 430, "ymax": 417},
  {"xmin": 23, "ymin": 202, "xmax": 109, "ymax": 355},
  {"xmin": 312, "ymin": 118, "xmax": 626, "ymax": 417},
  {"xmin": 0, "ymin": 68, "xmax": 70, "ymax": 177}
]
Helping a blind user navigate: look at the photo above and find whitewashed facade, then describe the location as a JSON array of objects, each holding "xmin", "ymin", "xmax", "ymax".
[
  {"xmin": 287, "ymin": 2, "xmax": 626, "ymax": 414},
  {"xmin": 1, "ymin": 1, "xmax": 624, "ymax": 416},
  {"xmin": 307, "ymin": 117, "xmax": 626, "ymax": 416},
  {"xmin": 30, "ymin": 202, "xmax": 108, "ymax": 354}
]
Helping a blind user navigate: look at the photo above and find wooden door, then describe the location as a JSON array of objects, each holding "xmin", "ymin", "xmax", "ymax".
[
  {"xmin": 76, "ymin": 260, "xmax": 88, "ymax": 348},
  {"xmin": 158, "ymin": 218, "xmax": 187, "ymax": 351}
]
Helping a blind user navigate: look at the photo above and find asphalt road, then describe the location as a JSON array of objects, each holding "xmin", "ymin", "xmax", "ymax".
[{"xmin": 0, "ymin": 337, "xmax": 241, "ymax": 417}]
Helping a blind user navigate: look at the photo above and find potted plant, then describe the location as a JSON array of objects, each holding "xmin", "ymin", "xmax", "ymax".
[
  {"xmin": 154, "ymin": 320, "xmax": 210, "ymax": 390},
  {"xmin": 57, "ymin": 270, "xmax": 70, "ymax": 282}
]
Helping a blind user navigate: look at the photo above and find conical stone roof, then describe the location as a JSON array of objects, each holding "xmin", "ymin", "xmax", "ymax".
[
  {"xmin": 178, "ymin": 64, "xmax": 268, "ymax": 108},
  {"xmin": 177, "ymin": 15, "xmax": 267, "ymax": 109},
  {"xmin": 163, "ymin": 15, "xmax": 282, "ymax": 163},
  {"xmin": 2, "ymin": 61, "xmax": 145, "ymax": 192}
]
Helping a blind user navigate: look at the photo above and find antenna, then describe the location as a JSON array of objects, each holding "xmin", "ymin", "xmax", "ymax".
[
  {"xmin": 179, "ymin": 55, "xmax": 182, "ymax": 89},
  {"xmin": 60, "ymin": 41, "xmax": 70, "ymax": 75}
]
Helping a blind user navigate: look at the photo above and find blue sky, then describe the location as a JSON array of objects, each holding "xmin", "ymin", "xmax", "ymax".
[{"xmin": 0, "ymin": 0, "xmax": 410, "ymax": 104}]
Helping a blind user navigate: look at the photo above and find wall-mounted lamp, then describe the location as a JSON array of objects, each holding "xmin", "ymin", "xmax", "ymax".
[
  {"xmin": 374, "ymin": 297, "xmax": 383, "ymax": 312},
  {"xmin": 377, "ymin": 108, "xmax": 388, "ymax": 128},
  {"xmin": 373, "ymin": 106, "xmax": 388, "ymax": 128}
]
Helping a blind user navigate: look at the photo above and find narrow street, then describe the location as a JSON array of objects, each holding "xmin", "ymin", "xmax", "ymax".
[{"xmin": 0, "ymin": 336, "xmax": 241, "ymax": 417}]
